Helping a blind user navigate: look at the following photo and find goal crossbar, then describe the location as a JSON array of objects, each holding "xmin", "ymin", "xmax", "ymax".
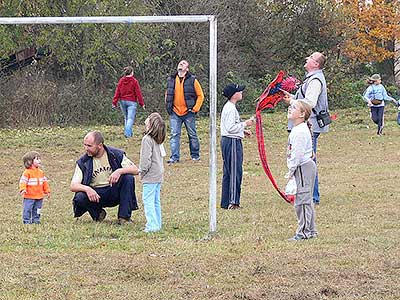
[{"xmin": 0, "ymin": 15, "xmax": 212, "ymax": 24}]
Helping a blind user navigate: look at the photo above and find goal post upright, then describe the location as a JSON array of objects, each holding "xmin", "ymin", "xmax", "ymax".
[
  {"xmin": 0, "ymin": 15, "xmax": 218, "ymax": 233},
  {"xmin": 208, "ymin": 16, "xmax": 217, "ymax": 233}
]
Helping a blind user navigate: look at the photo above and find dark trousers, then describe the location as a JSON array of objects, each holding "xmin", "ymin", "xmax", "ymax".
[
  {"xmin": 73, "ymin": 174, "xmax": 138, "ymax": 220},
  {"xmin": 221, "ymin": 137, "xmax": 243, "ymax": 209},
  {"xmin": 370, "ymin": 106, "xmax": 384, "ymax": 129},
  {"xmin": 312, "ymin": 132, "xmax": 320, "ymax": 204}
]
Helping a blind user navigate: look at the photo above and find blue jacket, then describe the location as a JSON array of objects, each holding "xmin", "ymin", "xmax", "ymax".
[{"xmin": 363, "ymin": 84, "xmax": 395, "ymax": 107}]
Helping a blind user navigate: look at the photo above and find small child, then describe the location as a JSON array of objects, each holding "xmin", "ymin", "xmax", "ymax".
[
  {"xmin": 363, "ymin": 74, "xmax": 398, "ymax": 135},
  {"xmin": 286, "ymin": 100, "xmax": 317, "ymax": 241},
  {"xmin": 139, "ymin": 112, "xmax": 166, "ymax": 232},
  {"xmin": 19, "ymin": 151, "xmax": 51, "ymax": 224}
]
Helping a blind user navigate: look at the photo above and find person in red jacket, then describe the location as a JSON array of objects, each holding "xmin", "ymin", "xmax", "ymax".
[{"xmin": 112, "ymin": 66, "xmax": 145, "ymax": 138}]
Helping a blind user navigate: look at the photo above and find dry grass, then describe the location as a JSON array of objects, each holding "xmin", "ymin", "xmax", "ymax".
[{"xmin": 0, "ymin": 106, "xmax": 399, "ymax": 300}]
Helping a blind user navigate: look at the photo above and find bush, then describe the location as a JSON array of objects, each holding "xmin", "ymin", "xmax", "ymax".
[
  {"xmin": 328, "ymin": 78, "xmax": 366, "ymax": 109},
  {"xmin": 0, "ymin": 68, "xmax": 122, "ymax": 127}
]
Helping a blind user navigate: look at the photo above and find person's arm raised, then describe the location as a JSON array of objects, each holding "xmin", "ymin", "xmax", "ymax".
[{"xmin": 280, "ymin": 89, "xmax": 294, "ymax": 105}]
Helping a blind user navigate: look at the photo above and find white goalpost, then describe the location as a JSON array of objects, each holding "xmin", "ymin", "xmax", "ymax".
[{"xmin": 0, "ymin": 15, "xmax": 218, "ymax": 233}]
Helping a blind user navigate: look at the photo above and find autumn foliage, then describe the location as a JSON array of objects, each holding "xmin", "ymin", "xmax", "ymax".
[{"xmin": 334, "ymin": 0, "xmax": 400, "ymax": 62}]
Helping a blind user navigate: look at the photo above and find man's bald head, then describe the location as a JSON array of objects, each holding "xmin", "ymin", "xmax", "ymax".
[{"xmin": 85, "ymin": 131, "xmax": 104, "ymax": 145}]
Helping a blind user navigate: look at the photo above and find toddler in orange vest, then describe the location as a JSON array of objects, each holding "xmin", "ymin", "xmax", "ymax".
[{"xmin": 19, "ymin": 151, "xmax": 51, "ymax": 224}]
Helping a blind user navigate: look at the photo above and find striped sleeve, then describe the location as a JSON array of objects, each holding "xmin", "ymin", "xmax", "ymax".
[{"xmin": 19, "ymin": 170, "xmax": 29, "ymax": 192}]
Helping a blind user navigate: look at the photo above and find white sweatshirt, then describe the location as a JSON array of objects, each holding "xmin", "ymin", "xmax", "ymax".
[
  {"xmin": 287, "ymin": 122, "xmax": 313, "ymax": 177},
  {"xmin": 220, "ymin": 101, "xmax": 246, "ymax": 139}
]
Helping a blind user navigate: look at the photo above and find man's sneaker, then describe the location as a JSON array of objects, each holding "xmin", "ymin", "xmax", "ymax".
[
  {"xmin": 96, "ymin": 209, "xmax": 107, "ymax": 222},
  {"xmin": 117, "ymin": 217, "xmax": 132, "ymax": 225},
  {"xmin": 288, "ymin": 234, "xmax": 306, "ymax": 241},
  {"xmin": 167, "ymin": 159, "xmax": 179, "ymax": 164},
  {"xmin": 191, "ymin": 157, "xmax": 200, "ymax": 161}
]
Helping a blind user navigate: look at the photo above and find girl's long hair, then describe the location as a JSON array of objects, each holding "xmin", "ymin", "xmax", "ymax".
[{"xmin": 145, "ymin": 112, "xmax": 166, "ymax": 144}]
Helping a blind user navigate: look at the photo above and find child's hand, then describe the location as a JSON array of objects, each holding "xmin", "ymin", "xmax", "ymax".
[
  {"xmin": 245, "ymin": 117, "xmax": 255, "ymax": 127},
  {"xmin": 20, "ymin": 190, "xmax": 26, "ymax": 196},
  {"xmin": 280, "ymin": 89, "xmax": 293, "ymax": 104},
  {"xmin": 244, "ymin": 129, "xmax": 252, "ymax": 137}
]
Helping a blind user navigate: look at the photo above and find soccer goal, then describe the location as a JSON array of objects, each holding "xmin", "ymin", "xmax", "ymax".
[{"xmin": 0, "ymin": 15, "xmax": 218, "ymax": 233}]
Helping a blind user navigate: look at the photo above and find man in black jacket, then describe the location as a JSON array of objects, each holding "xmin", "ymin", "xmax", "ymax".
[
  {"xmin": 70, "ymin": 131, "xmax": 139, "ymax": 224},
  {"xmin": 165, "ymin": 60, "xmax": 204, "ymax": 163}
]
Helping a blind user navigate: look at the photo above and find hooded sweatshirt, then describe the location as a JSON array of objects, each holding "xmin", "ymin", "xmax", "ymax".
[{"xmin": 112, "ymin": 75, "xmax": 144, "ymax": 107}]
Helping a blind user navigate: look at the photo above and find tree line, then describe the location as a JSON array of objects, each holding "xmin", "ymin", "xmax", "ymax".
[{"xmin": 0, "ymin": 0, "xmax": 399, "ymax": 127}]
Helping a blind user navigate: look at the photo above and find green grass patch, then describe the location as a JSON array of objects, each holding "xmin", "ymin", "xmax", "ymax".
[{"xmin": 1, "ymin": 107, "xmax": 399, "ymax": 299}]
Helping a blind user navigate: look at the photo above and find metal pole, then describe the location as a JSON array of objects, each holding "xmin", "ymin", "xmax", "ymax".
[
  {"xmin": 0, "ymin": 15, "xmax": 211, "ymax": 25},
  {"xmin": 209, "ymin": 16, "xmax": 217, "ymax": 233}
]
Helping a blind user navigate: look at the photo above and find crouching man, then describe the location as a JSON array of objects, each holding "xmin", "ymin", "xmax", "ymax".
[{"xmin": 71, "ymin": 131, "xmax": 139, "ymax": 224}]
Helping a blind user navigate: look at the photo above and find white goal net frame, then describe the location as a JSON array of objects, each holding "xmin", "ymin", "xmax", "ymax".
[{"xmin": 0, "ymin": 15, "xmax": 218, "ymax": 233}]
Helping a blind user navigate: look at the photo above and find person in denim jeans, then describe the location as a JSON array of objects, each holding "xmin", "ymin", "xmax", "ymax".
[
  {"xmin": 19, "ymin": 151, "xmax": 51, "ymax": 224},
  {"xmin": 165, "ymin": 60, "xmax": 204, "ymax": 163},
  {"xmin": 112, "ymin": 66, "xmax": 145, "ymax": 138}
]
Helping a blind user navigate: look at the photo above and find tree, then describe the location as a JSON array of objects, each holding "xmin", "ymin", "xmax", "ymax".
[
  {"xmin": 334, "ymin": 0, "xmax": 400, "ymax": 83},
  {"xmin": 0, "ymin": 0, "xmax": 157, "ymax": 84},
  {"xmin": 395, "ymin": 39, "xmax": 400, "ymax": 85},
  {"xmin": 0, "ymin": 0, "xmax": 160, "ymax": 126}
]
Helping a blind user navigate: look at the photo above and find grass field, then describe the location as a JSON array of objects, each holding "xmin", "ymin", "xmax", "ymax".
[{"xmin": 0, "ymin": 106, "xmax": 399, "ymax": 300}]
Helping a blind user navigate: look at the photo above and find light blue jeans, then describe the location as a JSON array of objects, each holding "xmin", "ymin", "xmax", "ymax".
[
  {"xmin": 169, "ymin": 111, "xmax": 200, "ymax": 161},
  {"xmin": 142, "ymin": 183, "xmax": 162, "ymax": 232},
  {"xmin": 23, "ymin": 198, "xmax": 43, "ymax": 224},
  {"xmin": 119, "ymin": 100, "xmax": 138, "ymax": 138}
]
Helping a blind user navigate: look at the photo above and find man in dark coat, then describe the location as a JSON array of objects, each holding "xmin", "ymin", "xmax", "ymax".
[{"xmin": 70, "ymin": 131, "xmax": 139, "ymax": 224}]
